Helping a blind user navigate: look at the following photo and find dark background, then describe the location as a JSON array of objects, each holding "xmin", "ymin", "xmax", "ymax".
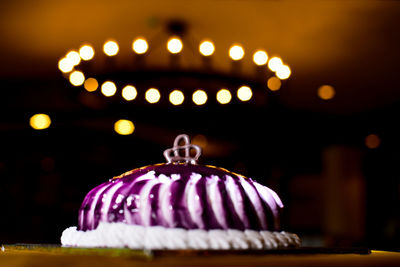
[{"xmin": 0, "ymin": 0, "xmax": 399, "ymax": 251}]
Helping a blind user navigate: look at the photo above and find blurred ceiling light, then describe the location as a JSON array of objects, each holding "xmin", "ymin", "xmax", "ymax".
[
  {"xmin": 66, "ymin": 51, "xmax": 81, "ymax": 66},
  {"xmin": 365, "ymin": 134, "xmax": 380, "ymax": 149},
  {"xmin": 216, "ymin": 89, "xmax": 232, "ymax": 104},
  {"xmin": 318, "ymin": 85, "xmax": 335, "ymax": 100},
  {"xmin": 122, "ymin": 85, "xmax": 137, "ymax": 101},
  {"xmin": 114, "ymin": 119, "xmax": 135, "ymax": 135},
  {"xmin": 101, "ymin": 81, "xmax": 117, "ymax": 97},
  {"xmin": 169, "ymin": 89, "xmax": 184, "ymax": 105},
  {"xmin": 237, "ymin": 86, "xmax": 252, "ymax": 101},
  {"xmin": 268, "ymin": 57, "xmax": 283, "ymax": 72},
  {"xmin": 192, "ymin": 89, "xmax": 208, "ymax": 105},
  {"xmin": 199, "ymin": 40, "xmax": 215, "ymax": 56},
  {"xmin": 132, "ymin": 38, "xmax": 148, "ymax": 54},
  {"xmin": 229, "ymin": 44, "xmax": 245, "ymax": 61},
  {"xmin": 69, "ymin": 71, "xmax": 85, "ymax": 86},
  {"xmin": 30, "ymin": 114, "xmax": 51, "ymax": 130},
  {"xmin": 167, "ymin": 37, "xmax": 183, "ymax": 54},
  {"xmin": 84, "ymin": 78, "xmax": 98, "ymax": 92},
  {"xmin": 253, "ymin": 50, "xmax": 268, "ymax": 66},
  {"xmin": 267, "ymin": 77, "xmax": 281, "ymax": 91},
  {"xmin": 276, "ymin": 65, "xmax": 291, "ymax": 80},
  {"xmin": 58, "ymin": 57, "xmax": 74, "ymax": 73},
  {"xmin": 145, "ymin": 88, "xmax": 161, "ymax": 103},
  {"xmin": 103, "ymin": 40, "xmax": 119, "ymax": 56},
  {"xmin": 79, "ymin": 45, "xmax": 95, "ymax": 61}
]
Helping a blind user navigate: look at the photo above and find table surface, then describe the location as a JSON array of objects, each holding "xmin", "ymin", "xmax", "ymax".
[{"xmin": 1, "ymin": 245, "xmax": 399, "ymax": 267}]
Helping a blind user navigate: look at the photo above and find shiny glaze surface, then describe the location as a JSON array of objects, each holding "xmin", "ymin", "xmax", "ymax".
[{"xmin": 78, "ymin": 164, "xmax": 283, "ymax": 231}]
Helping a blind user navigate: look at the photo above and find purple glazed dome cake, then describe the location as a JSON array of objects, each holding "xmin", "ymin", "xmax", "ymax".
[{"xmin": 61, "ymin": 134, "xmax": 300, "ymax": 250}]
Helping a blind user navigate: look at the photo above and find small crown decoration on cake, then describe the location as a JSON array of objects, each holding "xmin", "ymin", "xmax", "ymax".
[{"xmin": 163, "ymin": 134, "xmax": 202, "ymax": 165}]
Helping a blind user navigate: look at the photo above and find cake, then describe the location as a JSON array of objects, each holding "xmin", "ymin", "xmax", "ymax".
[{"xmin": 61, "ymin": 134, "xmax": 300, "ymax": 249}]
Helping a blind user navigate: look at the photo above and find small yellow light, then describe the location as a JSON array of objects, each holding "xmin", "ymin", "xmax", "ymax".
[
  {"xmin": 145, "ymin": 88, "xmax": 161, "ymax": 103},
  {"xmin": 199, "ymin": 40, "xmax": 215, "ymax": 56},
  {"xmin": 237, "ymin": 86, "xmax": 252, "ymax": 101},
  {"xmin": 79, "ymin": 45, "xmax": 95, "ymax": 61},
  {"xmin": 132, "ymin": 38, "xmax": 148, "ymax": 54},
  {"xmin": 66, "ymin": 50, "xmax": 81, "ymax": 66},
  {"xmin": 103, "ymin": 40, "xmax": 119, "ymax": 56},
  {"xmin": 318, "ymin": 85, "xmax": 335, "ymax": 100},
  {"xmin": 229, "ymin": 44, "xmax": 244, "ymax": 61},
  {"xmin": 216, "ymin": 89, "xmax": 232, "ymax": 104},
  {"xmin": 167, "ymin": 37, "xmax": 183, "ymax": 54},
  {"xmin": 169, "ymin": 90, "xmax": 184, "ymax": 105},
  {"xmin": 122, "ymin": 85, "xmax": 137, "ymax": 101},
  {"xmin": 253, "ymin": 50, "xmax": 268, "ymax": 66},
  {"xmin": 101, "ymin": 81, "xmax": 117, "ymax": 97},
  {"xmin": 69, "ymin": 71, "xmax": 85, "ymax": 86},
  {"xmin": 268, "ymin": 57, "xmax": 283, "ymax": 72},
  {"xmin": 30, "ymin": 114, "xmax": 51, "ymax": 130},
  {"xmin": 365, "ymin": 134, "xmax": 380, "ymax": 149},
  {"xmin": 114, "ymin": 119, "xmax": 135, "ymax": 135},
  {"xmin": 192, "ymin": 89, "xmax": 208, "ymax": 105},
  {"xmin": 276, "ymin": 65, "xmax": 291, "ymax": 80},
  {"xmin": 58, "ymin": 57, "xmax": 74, "ymax": 73},
  {"xmin": 267, "ymin": 77, "xmax": 282, "ymax": 91},
  {"xmin": 84, "ymin": 78, "xmax": 98, "ymax": 92}
]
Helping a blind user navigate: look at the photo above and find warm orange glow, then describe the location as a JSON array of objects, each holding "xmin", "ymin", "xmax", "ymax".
[
  {"xmin": 101, "ymin": 81, "xmax": 117, "ymax": 97},
  {"xmin": 192, "ymin": 90, "xmax": 208, "ymax": 105},
  {"xmin": 237, "ymin": 86, "xmax": 252, "ymax": 101},
  {"xmin": 199, "ymin": 40, "xmax": 215, "ymax": 56},
  {"xmin": 267, "ymin": 77, "xmax": 282, "ymax": 91},
  {"xmin": 79, "ymin": 45, "xmax": 95, "ymax": 61},
  {"xmin": 216, "ymin": 89, "xmax": 232, "ymax": 104},
  {"xmin": 66, "ymin": 50, "xmax": 81, "ymax": 66},
  {"xmin": 122, "ymin": 85, "xmax": 137, "ymax": 101},
  {"xmin": 167, "ymin": 37, "xmax": 183, "ymax": 54},
  {"xmin": 365, "ymin": 134, "xmax": 381, "ymax": 149},
  {"xmin": 318, "ymin": 85, "xmax": 335, "ymax": 100},
  {"xmin": 84, "ymin": 78, "xmax": 98, "ymax": 92},
  {"xmin": 114, "ymin": 119, "xmax": 135, "ymax": 135},
  {"xmin": 229, "ymin": 44, "xmax": 244, "ymax": 61},
  {"xmin": 276, "ymin": 65, "xmax": 291, "ymax": 79},
  {"xmin": 30, "ymin": 114, "xmax": 51, "ymax": 130},
  {"xmin": 103, "ymin": 40, "xmax": 119, "ymax": 56},
  {"xmin": 169, "ymin": 90, "xmax": 184, "ymax": 105},
  {"xmin": 58, "ymin": 57, "xmax": 74, "ymax": 73},
  {"xmin": 69, "ymin": 71, "xmax": 85, "ymax": 86},
  {"xmin": 132, "ymin": 38, "xmax": 148, "ymax": 54},
  {"xmin": 145, "ymin": 88, "xmax": 161, "ymax": 103},
  {"xmin": 268, "ymin": 56, "xmax": 283, "ymax": 72},
  {"xmin": 253, "ymin": 50, "xmax": 268, "ymax": 66},
  {"xmin": 192, "ymin": 134, "xmax": 208, "ymax": 148}
]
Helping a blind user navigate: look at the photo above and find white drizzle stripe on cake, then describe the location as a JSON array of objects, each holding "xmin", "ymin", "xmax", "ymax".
[
  {"xmin": 100, "ymin": 181, "xmax": 124, "ymax": 222},
  {"xmin": 85, "ymin": 182, "xmax": 114, "ymax": 229},
  {"xmin": 186, "ymin": 173, "xmax": 203, "ymax": 229},
  {"xmin": 61, "ymin": 222, "xmax": 301, "ymax": 250},
  {"xmin": 224, "ymin": 175, "xmax": 249, "ymax": 228},
  {"xmin": 240, "ymin": 177, "xmax": 267, "ymax": 229},
  {"xmin": 207, "ymin": 175, "xmax": 227, "ymax": 229}
]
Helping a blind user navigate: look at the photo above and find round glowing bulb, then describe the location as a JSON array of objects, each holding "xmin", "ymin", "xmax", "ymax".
[
  {"xmin": 199, "ymin": 40, "xmax": 215, "ymax": 56},
  {"xmin": 318, "ymin": 85, "xmax": 335, "ymax": 100},
  {"xmin": 276, "ymin": 65, "xmax": 291, "ymax": 80},
  {"xmin": 122, "ymin": 85, "xmax": 137, "ymax": 101},
  {"xmin": 79, "ymin": 45, "xmax": 95, "ymax": 60},
  {"xmin": 229, "ymin": 45, "xmax": 244, "ymax": 61},
  {"xmin": 216, "ymin": 89, "xmax": 232, "ymax": 104},
  {"xmin": 169, "ymin": 90, "xmax": 184, "ymax": 105},
  {"xmin": 167, "ymin": 37, "xmax": 183, "ymax": 54},
  {"xmin": 365, "ymin": 134, "xmax": 380, "ymax": 149},
  {"xmin": 132, "ymin": 38, "xmax": 148, "ymax": 54},
  {"xmin": 268, "ymin": 57, "xmax": 283, "ymax": 72},
  {"xmin": 30, "ymin": 114, "xmax": 51, "ymax": 130},
  {"xmin": 58, "ymin": 57, "xmax": 74, "ymax": 73},
  {"xmin": 192, "ymin": 90, "xmax": 208, "ymax": 105},
  {"xmin": 237, "ymin": 86, "xmax": 252, "ymax": 101},
  {"xmin": 103, "ymin": 40, "xmax": 119, "ymax": 56},
  {"xmin": 267, "ymin": 77, "xmax": 282, "ymax": 91},
  {"xmin": 253, "ymin": 50, "xmax": 268, "ymax": 66},
  {"xmin": 114, "ymin": 119, "xmax": 135, "ymax": 135},
  {"xmin": 101, "ymin": 81, "xmax": 117, "ymax": 97},
  {"xmin": 145, "ymin": 88, "xmax": 161, "ymax": 103},
  {"xmin": 66, "ymin": 51, "xmax": 81, "ymax": 66},
  {"xmin": 84, "ymin": 78, "xmax": 98, "ymax": 92},
  {"xmin": 69, "ymin": 71, "xmax": 85, "ymax": 86}
]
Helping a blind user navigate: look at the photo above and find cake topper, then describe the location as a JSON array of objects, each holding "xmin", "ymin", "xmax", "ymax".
[{"xmin": 163, "ymin": 134, "xmax": 202, "ymax": 164}]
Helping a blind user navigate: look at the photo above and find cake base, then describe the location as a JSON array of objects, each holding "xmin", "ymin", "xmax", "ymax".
[{"xmin": 61, "ymin": 222, "xmax": 300, "ymax": 250}]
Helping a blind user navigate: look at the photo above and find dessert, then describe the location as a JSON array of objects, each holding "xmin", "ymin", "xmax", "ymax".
[{"xmin": 61, "ymin": 134, "xmax": 300, "ymax": 249}]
